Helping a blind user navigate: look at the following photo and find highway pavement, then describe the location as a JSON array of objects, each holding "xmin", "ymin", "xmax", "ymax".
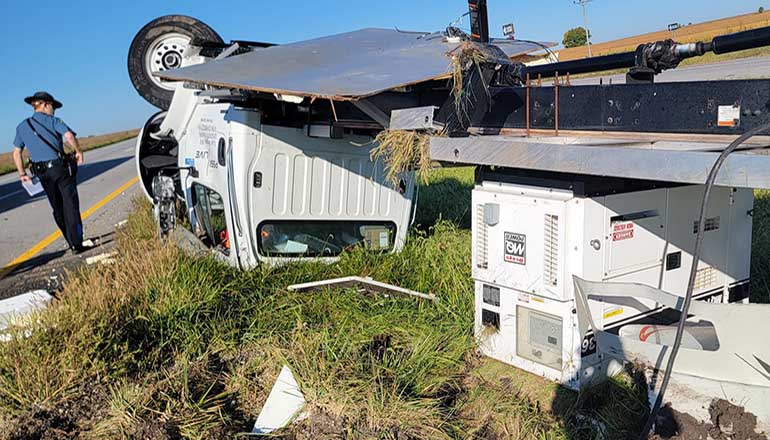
[
  {"xmin": 571, "ymin": 55, "xmax": 770, "ymax": 85},
  {"xmin": 0, "ymin": 138, "xmax": 142, "ymax": 297}
]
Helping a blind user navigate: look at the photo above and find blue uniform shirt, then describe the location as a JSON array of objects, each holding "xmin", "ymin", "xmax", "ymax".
[{"xmin": 13, "ymin": 112, "xmax": 76, "ymax": 162}]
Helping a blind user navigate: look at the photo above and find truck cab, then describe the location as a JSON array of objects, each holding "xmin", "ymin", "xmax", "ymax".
[{"xmin": 137, "ymin": 90, "xmax": 414, "ymax": 268}]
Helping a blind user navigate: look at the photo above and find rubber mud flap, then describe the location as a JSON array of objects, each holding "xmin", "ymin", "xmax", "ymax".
[{"xmin": 127, "ymin": 15, "xmax": 223, "ymax": 110}]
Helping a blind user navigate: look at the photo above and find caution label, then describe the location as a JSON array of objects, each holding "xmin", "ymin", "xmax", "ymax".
[
  {"xmin": 717, "ymin": 105, "xmax": 740, "ymax": 128},
  {"xmin": 504, "ymin": 232, "xmax": 526, "ymax": 265},
  {"xmin": 612, "ymin": 222, "xmax": 635, "ymax": 242}
]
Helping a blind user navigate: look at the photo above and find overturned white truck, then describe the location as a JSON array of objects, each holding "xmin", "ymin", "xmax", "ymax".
[{"xmin": 129, "ymin": 6, "xmax": 770, "ymax": 437}]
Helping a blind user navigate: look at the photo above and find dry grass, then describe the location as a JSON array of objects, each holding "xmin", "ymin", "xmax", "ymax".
[
  {"xmin": 370, "ymin": 130, "xmax": 432, "ymax": 185},
  {"xmin": 369, "ymin": 42, "xmax": 491, "ymax": 186},
  {"xmin": 0, "ymin": 129, "xmax": 138, "ymax": 176},
  {"xmin": 449, "ymin": 41, "xmax": 490, "ymax": 122},
  {"xmin": 558, "ymin": 10, "xmax": 770, "ymax": 62}
]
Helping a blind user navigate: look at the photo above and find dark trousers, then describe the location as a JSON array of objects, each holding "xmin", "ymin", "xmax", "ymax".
[{"xmin": 37, "ymin": 162, "xmax": 83, "ymax": 249}]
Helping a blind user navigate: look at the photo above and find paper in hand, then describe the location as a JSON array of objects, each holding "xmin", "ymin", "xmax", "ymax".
[{"xmin": 22, "ymin": 177, "xmax": 44, "ymax": 197}]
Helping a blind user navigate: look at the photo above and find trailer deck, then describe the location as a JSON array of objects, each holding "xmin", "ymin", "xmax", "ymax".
[{"xmin": 431, "ymin": 133, "xmax": 770, "ymax": 189}]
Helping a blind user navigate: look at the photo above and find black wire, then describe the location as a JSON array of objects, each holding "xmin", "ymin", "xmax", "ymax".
[{"xmin": 638, "ymin": 120, "xmax": 770, "ymax": 439}]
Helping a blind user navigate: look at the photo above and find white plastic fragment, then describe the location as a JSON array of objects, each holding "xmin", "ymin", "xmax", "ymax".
[
  {"xmin": 85, "ymin": 252, "xmax": 118, "ymax": 266},
  {"xmin": 288, "ymin": 276, "xmax": 436, "ymax": 300},
  {"xmin": 115, "ymin": 220, "xmax": 129, "ymax": 228},
  {"xmin": 252, "ymin": 365, "xmax": 307, "ymax": 435},
  {"xmin": 0, "ymin": 290, "xmax": 53, "ymax": 341}
]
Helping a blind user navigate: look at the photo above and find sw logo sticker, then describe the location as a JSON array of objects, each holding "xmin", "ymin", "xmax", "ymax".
[{"xmin": 504, "ymin": 232, "xmax": 526, "ymax": 265}]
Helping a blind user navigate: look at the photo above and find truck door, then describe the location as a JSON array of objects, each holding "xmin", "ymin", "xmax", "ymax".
[{"xmin": 181, "ymin": 102, "xmax": 241, "ymax": 268}]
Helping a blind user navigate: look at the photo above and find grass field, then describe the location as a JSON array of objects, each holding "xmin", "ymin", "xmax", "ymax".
[
  {"xmin": 0, "ymin": 129, "xmax": 139, "ymax": 176},
  {"xmin": 0, "ymin": 167, "xmax": 766, "ymax": 439},
  {"xmin": 558, "ymin": 10, "xmax": 770, "ymax": 62}
]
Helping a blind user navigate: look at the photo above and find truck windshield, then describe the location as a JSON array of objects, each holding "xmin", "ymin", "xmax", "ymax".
[
  {"xmin": 193, "ymin": 184, "xmax": 230, "ymax": 255},
  {"xmin": 258, "ymin": 221, "xmax": 396, "ymax": 257}
]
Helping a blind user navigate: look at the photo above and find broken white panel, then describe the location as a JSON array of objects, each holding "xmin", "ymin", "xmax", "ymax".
[
  {"xmin": 252, "ymin": 365, "xmax": 307, "ymax": 435},
  {"xmin": 0, "ymin": 290, "xmax": 53, "ymax": 340},
  {"xmin": 288, "ymin": 276, "xmax": 436, "ymax": 300},
  {"xmin": 85, "ymin": 252, "xmax": 118, "ymax": 266}
]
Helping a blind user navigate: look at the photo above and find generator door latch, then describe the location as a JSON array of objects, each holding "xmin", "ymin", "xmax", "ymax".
[{"xmin": 483, "ymin": 203, "xmax": 499, "ymax": 226}]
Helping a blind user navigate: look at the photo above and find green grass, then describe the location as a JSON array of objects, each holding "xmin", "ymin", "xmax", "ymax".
[{"xmin": 0, "ymin": 166, "xmax": 766, "ymax": 438}]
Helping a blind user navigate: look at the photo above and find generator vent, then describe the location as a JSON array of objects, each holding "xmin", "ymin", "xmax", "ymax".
[
  {"xmin": 476, "ymin": 205, "xmax": 489, "ymax": 269},
  {"xmin": 543, "ymin": 214, "xmax": 559, "ymax": 286},
  {"xmin": 693, "ymin": 216, "xmax": 721, "ymax": 234},
  {"xmin": 694, "ymin": 266, "xmax": 718, "ymax": 291}
]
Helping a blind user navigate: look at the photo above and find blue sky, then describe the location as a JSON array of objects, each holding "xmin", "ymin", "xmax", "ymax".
[{"xmin": 1, "ymin": 0, "xmax": 766, "ymax": 141}]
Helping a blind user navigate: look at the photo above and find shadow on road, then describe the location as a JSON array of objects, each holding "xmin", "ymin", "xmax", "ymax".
[{"xmin": 0, "ymin": 156, "xmax": 132, "ymax": 215}]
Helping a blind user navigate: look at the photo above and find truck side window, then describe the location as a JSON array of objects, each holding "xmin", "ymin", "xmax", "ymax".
[
  {"xmin": 192, "ymin": 184, "xmax": 230, "ymax": 255},
  {"xmin": 258, "ymin": 221, "xmax": 396, "ymax": 258}
]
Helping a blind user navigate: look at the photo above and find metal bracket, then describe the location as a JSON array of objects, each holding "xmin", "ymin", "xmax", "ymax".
[
  {"xmin": 352, "ymin": 100, "xmax": 391, "ymax": 128},
  {"xmin": 390, "ymin": 106, "xmax": 440, "ymax": 130}
]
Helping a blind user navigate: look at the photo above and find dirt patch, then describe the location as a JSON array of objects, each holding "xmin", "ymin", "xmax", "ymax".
[
  {"xmin": 133, "ymin": 420, "xmax": 181, "ymax": 440},
  {"xmin": 0, "ymin": 379, "xmax": 110, "ymax": 440},
  {"xmin": 651, "ymin": 399, "xmax": 768, "ymax": 440}
]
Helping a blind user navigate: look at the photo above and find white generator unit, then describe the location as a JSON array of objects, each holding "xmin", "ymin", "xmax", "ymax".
[{"xmin": 471, "ymin": 169, "xmax": 753, "ymax": 390}]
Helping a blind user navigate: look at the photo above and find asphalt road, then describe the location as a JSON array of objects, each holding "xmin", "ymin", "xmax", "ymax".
[
  {"xmin": 571, "ymin": 56, "xmax": 770, "ymax": 85},
  {"xmin": 0, "ymin": 138, "xmax": 142, "ymax": 297}
]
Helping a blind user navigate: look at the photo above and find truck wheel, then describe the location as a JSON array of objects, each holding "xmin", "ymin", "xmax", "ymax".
[{"xmin": 128, "ymin": 15, "xmax": 223, "ymax": 110}]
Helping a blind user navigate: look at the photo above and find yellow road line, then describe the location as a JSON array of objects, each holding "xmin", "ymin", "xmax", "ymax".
[{"xmin": 0, "ymin": 176, "xmax": 139, "ymax": 280}]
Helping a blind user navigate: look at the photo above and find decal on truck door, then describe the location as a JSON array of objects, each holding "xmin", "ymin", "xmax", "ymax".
[{"xmin": 504, "ymin": 232, "xmax": 526, "ymax": 265}]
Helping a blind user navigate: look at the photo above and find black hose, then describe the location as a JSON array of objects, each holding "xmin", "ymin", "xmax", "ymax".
[{"xmin": 638, "ymin": 120, "xmax": 770, "ymax": 439}]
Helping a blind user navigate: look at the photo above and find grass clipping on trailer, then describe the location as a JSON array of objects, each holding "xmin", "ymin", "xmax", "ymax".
[
  {"xmin": 371, "ymin": 130, "xmax": 432, "ymax": 186},
  {"xmin": 370, "ymin": 42, "xmax": 490, "ymax": 187},
  {"xmin": 450, "ymin": 41, "xmax": 490, "ymax": 122}
]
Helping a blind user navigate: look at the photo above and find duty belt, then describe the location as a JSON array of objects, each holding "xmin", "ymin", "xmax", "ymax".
[{"xmin": 31, "ymin": 155, "xmax": 75, "ymax": 175}]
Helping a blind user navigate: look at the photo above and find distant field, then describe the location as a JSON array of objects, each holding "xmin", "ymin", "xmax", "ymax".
[
  {"xmin": 0, "ymin": 129, "xmax": 138, "ymax": 176},
  {"xmin": 558, "ymin": 10, "xmax": 770, "ymax": 61}
]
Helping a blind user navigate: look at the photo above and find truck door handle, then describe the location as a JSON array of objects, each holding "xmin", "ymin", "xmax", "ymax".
[{"xmin": 218, "ymin": 138, "xmax": 226, "ymax": 166}]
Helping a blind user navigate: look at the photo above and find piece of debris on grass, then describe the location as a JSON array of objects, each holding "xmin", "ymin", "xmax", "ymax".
[
  {"xmin": 370, "ymin": 129, "xmax": 432, "ymax": 186},
  {"xmin": 288, "ymin": 276, "xmax": 436, "ymax": 301},
  {"xmin": 0, "ymin": 290, "xmax": 52, "ymax": 341},
  {"xmin": 252, "ymin": 365, "xmax": 307, "ymax": 435},
  {"xmin": 85, "ymin": 252, "xmax": 118, "ymax": 266}
]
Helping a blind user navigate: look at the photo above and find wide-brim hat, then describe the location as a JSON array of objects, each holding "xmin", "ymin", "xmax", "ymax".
[{"xmin": 24, "ymin": 91, "xmax": 62, "ymax": 109}]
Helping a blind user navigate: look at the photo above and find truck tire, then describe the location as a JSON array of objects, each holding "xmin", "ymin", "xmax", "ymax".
[{"xmin": 128, "ymin": 15, "xmax": 223, "ymax": 110}]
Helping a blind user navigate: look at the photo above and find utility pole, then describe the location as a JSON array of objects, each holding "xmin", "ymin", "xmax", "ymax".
[{"xmin": 573, "ymin": 0, "xmax": 593, "ymax": 57}]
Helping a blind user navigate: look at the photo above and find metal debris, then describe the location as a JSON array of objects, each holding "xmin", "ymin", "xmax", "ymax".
[
  {"xmin": 156, "ymin": 28, "xmax": 548, "ymax": 101},
  {"xmin": 288, "ymin": 276, "xmax": 436, "ymax": 300},
  {"xmin": 0, "ymin": 290, "xmax": 53, "ymax": 341}
]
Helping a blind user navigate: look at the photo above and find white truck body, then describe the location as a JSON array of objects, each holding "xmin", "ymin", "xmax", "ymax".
[{"xmin": 137, "ymin": 87, "xmax": 414, "ymax": 268}]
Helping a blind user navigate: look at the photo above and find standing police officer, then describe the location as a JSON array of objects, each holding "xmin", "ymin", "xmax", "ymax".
[{"xmin": 11, "ymin": 91, "xmax": 90, "ymax": 253}]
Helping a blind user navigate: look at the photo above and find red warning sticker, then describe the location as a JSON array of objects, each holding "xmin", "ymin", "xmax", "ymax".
[{"xmin": 612, "ymin": 222, "xmax": 635, "ymax": 242}]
